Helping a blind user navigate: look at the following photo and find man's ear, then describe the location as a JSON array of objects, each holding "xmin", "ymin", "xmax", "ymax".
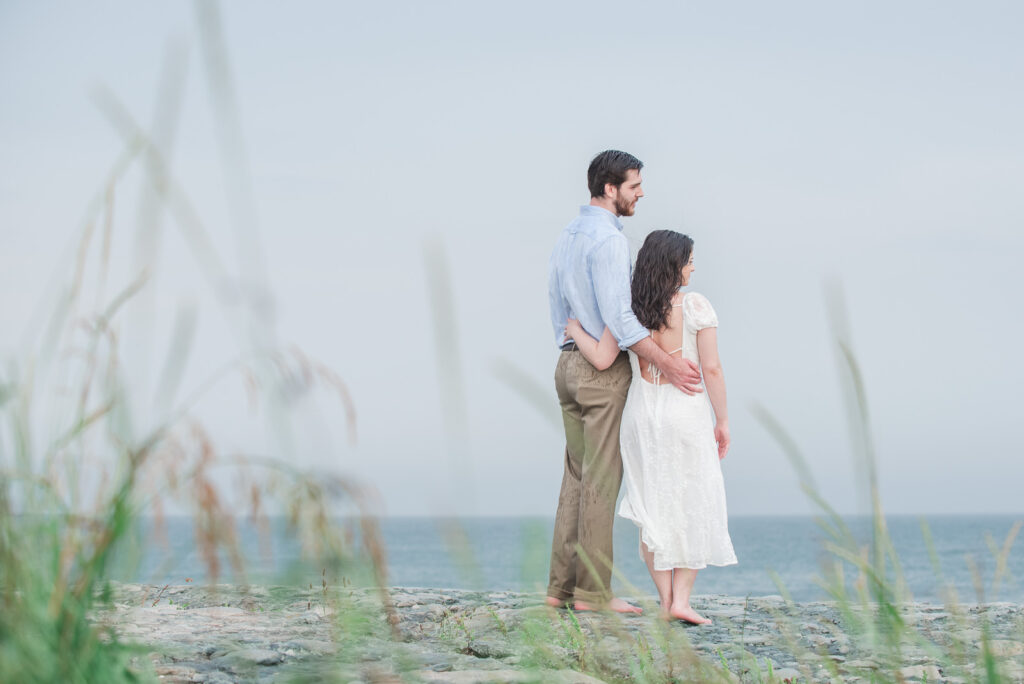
[{"xmin": 604, "ymin": 182, "xmax": 617, "ymax": 199}]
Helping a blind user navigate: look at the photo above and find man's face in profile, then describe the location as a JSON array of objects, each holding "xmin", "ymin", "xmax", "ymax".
[{"xmin": 611, "ymin": 169, "xmax": 644, "ymax": 217}]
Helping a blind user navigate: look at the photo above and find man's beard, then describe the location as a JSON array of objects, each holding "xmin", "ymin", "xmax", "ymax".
[{"xmin": 614, "ymin": 195, "xmax": 635, "ymax": 217}]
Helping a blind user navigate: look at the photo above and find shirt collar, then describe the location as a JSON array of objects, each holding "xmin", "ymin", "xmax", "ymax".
[{"xmin": 578, "ymin": 205, "xmax": 624, "ymax": 231}]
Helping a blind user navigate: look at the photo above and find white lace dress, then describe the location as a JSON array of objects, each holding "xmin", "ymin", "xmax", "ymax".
[{"xmin": 617, "ymin": 291, "xmax": 738, "ymax": 571}]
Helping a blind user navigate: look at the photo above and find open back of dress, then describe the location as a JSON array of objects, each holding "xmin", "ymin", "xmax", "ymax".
[{"xmin": 617, "ymin": 291, "xmax": 737, "ymax": 571}]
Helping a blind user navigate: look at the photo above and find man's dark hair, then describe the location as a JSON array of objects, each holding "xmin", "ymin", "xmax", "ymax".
[{"xmin": 587, "ymin": 150, "xmax": 643, "ymax": 198}]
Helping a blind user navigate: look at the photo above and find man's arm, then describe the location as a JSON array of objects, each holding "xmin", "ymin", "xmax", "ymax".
[
  {"xmin": 589, "ymin": 236, "xmax": 648, "ymax": 348},
  {"xmin": 629, "ymin": 337, "xmax": 703, "ymax": 395},
  {"xmin": 589, "ymin": 236, "xmax": 702, "ymax": 393}
]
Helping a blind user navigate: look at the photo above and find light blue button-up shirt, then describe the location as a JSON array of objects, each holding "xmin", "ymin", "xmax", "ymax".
[{"xmin": 548, "ymin": 205, "xmax": 650, "ymax": 350}]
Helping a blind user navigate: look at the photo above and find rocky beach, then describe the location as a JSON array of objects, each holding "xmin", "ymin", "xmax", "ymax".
[{"xmin": 93, "ymin": 583, "xmax": 1024, "ymax": 683}]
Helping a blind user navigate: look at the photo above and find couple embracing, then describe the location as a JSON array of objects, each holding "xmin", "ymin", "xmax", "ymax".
[{"xmin": 545, "ymin": 150, "xmax": 736, "ymax": 624}]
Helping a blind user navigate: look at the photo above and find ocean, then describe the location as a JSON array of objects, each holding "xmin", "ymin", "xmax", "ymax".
[{"xmin": 121, "ymin": 514, "xmax": 1024, "ymax": 604}]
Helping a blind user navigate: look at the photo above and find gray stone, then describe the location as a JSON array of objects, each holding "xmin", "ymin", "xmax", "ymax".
[
  {"xmin": 899, "ymin": 664, "xmax": 942, "ymax": 680},
  {"xmin": 219, "ymin": 648, "xmax": 284, "ymax": 666},
  {"xmin": 152, "ymin": 664, "xmax": 198, "ymax": 682},
  {"xmin": 462, "ymin": 612, "xmax": 503, "ymax": 634},
  {"xmin": 419, "ymin": 669, "xmax": 606, "ymax": 683},
  {"xmin": 741, "ymin": 654, "xmax": 781, "ymax": 675},
  {"xmin": 1002, "ymin": 662, "xmax": 1024, "ymax": 680},
  {"xmin": 202, "ymin": 673, "xmax": 235, "ymax": 684},
  {"xmin": 285, "ymin": 638, "xmax": 337, "ymax": 654},
  {"xmin": 987, "ymin": 639, "xmax": 1024, "ymax": 657},
  {"xmin": 844, "ymin": 658, "xmax": 879, "ymax": 670},
  {"xmin": 467, "ymin": 639, "xmax": 513, "ymax": 659},
  {"xmin": 952, "ymin": 628, "xmax": 983, "ymax": 643},
  {"xmin": 189, "ymin": 606, "xmax": 247, "ymax": 617}
]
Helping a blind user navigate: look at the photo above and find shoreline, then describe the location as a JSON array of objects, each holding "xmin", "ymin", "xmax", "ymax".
[
  {"xmin": 103, "ymin": 514, "xmax": 1024, "ymax": 606},
  {"xmin": 95, "ymin": 583, "xmax": 1024, "ymax": 683}
]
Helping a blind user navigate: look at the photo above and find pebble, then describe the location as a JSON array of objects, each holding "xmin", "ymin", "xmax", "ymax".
[
  {"xmin": 218, "ymin": 648, "xmax": 285, "ymax": 667},
  {"xmin": 989, "ymin": 639, "xmax": 1024, "ymax": 657},
  {"xmin": 899, "ymin": 664, "xmax": 942, "ymax": 680},
  {"xmin": 467, "ymin": 640, "xmax": 513, "ymax": 659},
  {"xmin": 190, "ymin": 606, "xmax": 248, "ymax": 617},
  {"xmin": 419, "ymin": 669, "xmax": 606, "ymax": 683},
  {"xmin": 285, "ymin": 638, "xmax": 336, "ymax": 654},
  {"xmin": 773, "ymin": 667, "xmax": 802, "ymax": 681}
]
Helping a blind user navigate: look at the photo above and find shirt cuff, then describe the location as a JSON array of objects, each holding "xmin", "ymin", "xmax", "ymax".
[{"xmin": 617, "ymin": 329, "xmax": 649, "ymax": 350}]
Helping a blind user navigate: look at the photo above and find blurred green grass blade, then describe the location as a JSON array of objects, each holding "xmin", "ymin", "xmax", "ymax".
[
  {"xmin": 152, "ymin": 300, "xmax": 198, "ymax": 416},
  {"xmin": 492, "ymin": 358, "xmax": 561, "ymax": 431},
  {"xmin": 984, "ymin": 520, "xmax": 1021, "ymax": 601},
  {"xmin": 422, "ymin": 236, "xmax": 474, "ymax": 508}
]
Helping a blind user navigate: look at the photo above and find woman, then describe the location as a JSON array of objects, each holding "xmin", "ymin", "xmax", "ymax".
[{"xmin": 565, "ymin": 230, "xmax": 736, "ymax": 624}]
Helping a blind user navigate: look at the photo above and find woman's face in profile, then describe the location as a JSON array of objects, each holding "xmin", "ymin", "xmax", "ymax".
[{"xmin": 681, "ymin": 252, "xmax": 695, "ymax": 286}]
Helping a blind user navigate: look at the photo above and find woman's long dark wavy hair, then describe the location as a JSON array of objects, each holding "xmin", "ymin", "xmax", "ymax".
[{"xmin": 631, "ymin": 230, "xmax": 694, "ymax": 331}]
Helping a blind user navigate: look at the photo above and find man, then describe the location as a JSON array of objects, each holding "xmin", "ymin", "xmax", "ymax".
[{"xmin": 546, "ymin": 150, "xmax": 702, "ymax": 613}]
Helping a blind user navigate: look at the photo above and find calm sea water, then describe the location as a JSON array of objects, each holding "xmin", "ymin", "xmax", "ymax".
[{"xmin": 119, "ymin": 515, "xmax": 1024, "ymax": 604}]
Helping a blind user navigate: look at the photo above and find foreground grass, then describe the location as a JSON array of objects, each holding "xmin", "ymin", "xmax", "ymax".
[
  {"xmin": 3, "ymin": 6, "xmax": 1020, "ymax": 683},
  {"xmin": 4, "ymin": 204, "xmax": 1020, "ymax": 683},
  {"xmin": 0, "ymin": 7, "xmax": 372, "ymax": 680}
]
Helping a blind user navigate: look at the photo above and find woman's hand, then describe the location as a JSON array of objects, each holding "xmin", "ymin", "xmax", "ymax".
[
  {"xmin": 565, "ymin": 318, "xmax": 583, "ymax": 340},
  {"xmin": 714, "ymin": 422, "xmax": 730, "ymax": 460},
  {"xmin": 563, "ymin": 321, "xmax": 619, "ymax": 371}
]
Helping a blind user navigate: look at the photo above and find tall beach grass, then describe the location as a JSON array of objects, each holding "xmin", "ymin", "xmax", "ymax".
[
  {"xmin": 2, "ymin": 5, "xmax": 1021, "ymax": 683},
  {"xmin": 0, "ymin": 4, "xmax": 387, "ymax": 680}
]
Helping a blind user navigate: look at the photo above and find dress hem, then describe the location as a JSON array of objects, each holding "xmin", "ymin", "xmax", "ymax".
[{"xmin": 618, "ymin": 509, "xmax": 738, "ymax": 572}]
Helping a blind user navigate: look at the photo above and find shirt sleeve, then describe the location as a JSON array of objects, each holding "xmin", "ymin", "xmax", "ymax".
[
  {"xmin": 683, "ymin": 292, "xmax": 719, "ymax": 331},
  {"xmin": 590, "ymin": 235, "xmax": 649, "ymax": 349},
  {"xmin": 548, "ymin": 250, "xmax": 569, "ymax": 346}
]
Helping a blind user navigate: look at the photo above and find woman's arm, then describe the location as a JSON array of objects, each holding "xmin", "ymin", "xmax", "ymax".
[
  {"xmin": 565, "ymin": 319, "xmax": 620, "ymax": 370},
  {"xmin": 696, "ymin": 327, "xmax": 730, "ymax": 459}
]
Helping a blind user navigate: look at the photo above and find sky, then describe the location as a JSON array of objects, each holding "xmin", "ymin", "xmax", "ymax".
[{"xmin": 1, "ymin": 1, "xmax": 1022, "ymax": 518}]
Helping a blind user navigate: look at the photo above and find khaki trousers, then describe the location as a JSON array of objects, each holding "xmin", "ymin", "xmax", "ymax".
[{"xmin": 547, "ymin": 350, "xmax": 631, "ymax": 604}]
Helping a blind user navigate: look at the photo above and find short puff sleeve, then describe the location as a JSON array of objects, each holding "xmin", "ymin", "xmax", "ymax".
[{"xmin": 682, "ymin": 292, "xmax": 718, "ymax": 331}]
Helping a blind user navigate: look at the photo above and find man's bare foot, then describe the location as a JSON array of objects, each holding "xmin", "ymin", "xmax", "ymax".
[
  {"xmin": 669, "ymin": 603, "xmax": 711, "ymax": 624},
  {"xmin": 574, "ymin": 597, "xmax": 643, "ymax": 614},
  {"xmin": 545, "ymin": 596, "xmax": 570, "ymax": 608}
]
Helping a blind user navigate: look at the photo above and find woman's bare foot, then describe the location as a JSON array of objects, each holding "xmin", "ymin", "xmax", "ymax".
[
  {"xmin": 574, "ymin": 597, "xmax": 643, "ymax": 614},
  {"xmin": 669, "ymin": 603, "xmax": 711, "ymax": 624},
  {"xmin": 545, "ymin": 596, "xmax": 569, "ymax": 608}
]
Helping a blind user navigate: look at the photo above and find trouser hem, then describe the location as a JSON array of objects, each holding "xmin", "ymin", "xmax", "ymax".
[{"xmin": 546, "ymin": 586, "xmax": 573, "ymax": 602}]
